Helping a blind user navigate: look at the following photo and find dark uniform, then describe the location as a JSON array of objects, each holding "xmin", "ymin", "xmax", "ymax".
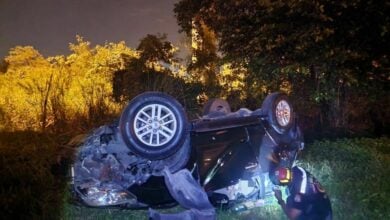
[{"xmin": 285, "ymin": 166, "xmax": 332, "ymax": 220}]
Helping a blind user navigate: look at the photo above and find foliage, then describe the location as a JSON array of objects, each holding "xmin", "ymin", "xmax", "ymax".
[
  {"xmin": 0, "ymin": 37, "xmax": 137, "ymax": 132},
  {"xmin": 298, "ymin": 137, "xmax": 390, "ymax": 219},
  {"xmin": 137, "ymin": 33, "xmax": 177, "ymax": 65},
  {"xmin": 113, "ymin": 34, "xmax": 204, "ymax": 118},
  {"xmin": 0, "ymin": 59, "xmax": 7, "ymax": 73},
  {"xmin": 1, "ymin": 46, "xmax": 53, "ymax": 130},
  {"xmin": 175, "ymin": 0, "xmax": 389, "ymax": 71},
  {"xmin": 189, "ymin": 20, "xmax": 221, "ymax": 93},
  {"xmin": 0, "ymin": 34, "xmax": 208, "ymax": 131},
  {"xmin": 0, "ymin": 131, "xmax": 66, "ymax": 219},
  {"xmin": 174, "ymin": 0, "xmax": 390, "ymax": 137}
]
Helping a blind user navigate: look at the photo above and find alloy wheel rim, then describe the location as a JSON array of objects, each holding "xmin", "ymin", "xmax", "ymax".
[
  {"xmin": 275, "ymin": 100, "xmax": 291, "ymax": 127},
  {"xmin": 133, "ymin": 104, "xmax": 177, "ymax": 147}
]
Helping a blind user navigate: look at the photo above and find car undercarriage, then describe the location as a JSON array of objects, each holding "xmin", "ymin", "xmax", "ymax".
[{"xmin": 71, "ymin": 91, "xmax": 304, "ymax": 217}]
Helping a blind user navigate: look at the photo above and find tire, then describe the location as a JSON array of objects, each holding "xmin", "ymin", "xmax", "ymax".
[
  {"xmin": 203, "ymin": 98, "xmax": 231, "ymax": 115},
  {"xmin": 261, "ymin": 92, "xmax": 294, "ymax": 135},
  {"xmin": 152, "ymin": 135, "xmax": 191, "ymax": 176},
  {"xmin": 119, "ymin": 92, "xmax": 189, "ymax": 160}
]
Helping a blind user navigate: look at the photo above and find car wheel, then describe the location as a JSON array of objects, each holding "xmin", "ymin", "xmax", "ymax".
[
  {"xmin": 119, "ymin": 92, "xmax": 189, "ymax": 160},
  {"xmin": 152, "ymin": 135, "xmax": 191, "ymax": 176},
  {"xmin": 261, "ymin": 92, "xmax": 294, "ymax": 134},
  {"xmin": 203, "ymin": 98, "xmax": 231, "ymax": 115}
]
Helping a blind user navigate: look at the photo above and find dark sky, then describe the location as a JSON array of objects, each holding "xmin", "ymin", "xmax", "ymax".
[{"xmin": 0, "ymin": 0, "xmax": 184, "ymax": 58}]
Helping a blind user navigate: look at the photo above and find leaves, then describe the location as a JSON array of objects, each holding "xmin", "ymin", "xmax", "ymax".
[
  {"xmin": 174, "ymin": 0, "xmax": 390, "ymax": 136},
  {"xmin": 0, "ymin": 37, "xmax": 137, "ymax": 131}
]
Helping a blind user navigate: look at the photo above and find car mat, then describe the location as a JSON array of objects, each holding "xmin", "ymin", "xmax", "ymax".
[{"xmin": 148, "ymin": 167, "xmax": 216, "ymax": 220}]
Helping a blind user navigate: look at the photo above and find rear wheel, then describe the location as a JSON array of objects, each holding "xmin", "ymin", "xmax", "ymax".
[
  {"xmin": 261, "ymin": 92, "xmax": 294, "ymax": 135},
  {"xmin": 119, "ymin": 92, "xmax": 189, "ymax": 160}
]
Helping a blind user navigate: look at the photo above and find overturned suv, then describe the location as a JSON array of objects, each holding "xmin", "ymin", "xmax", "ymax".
[{"xmin": 71, "ymin": 92, "xmax": 303, "ymax": 208}]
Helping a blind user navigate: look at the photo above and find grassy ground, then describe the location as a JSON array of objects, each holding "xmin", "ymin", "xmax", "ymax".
[
  {"xmin": 62, "ymin": 183, "xmax": 290, "ymax": 220},
  {"xmin": 0, "ymin": 131, "xmax": 389, "ymax": 219},
  {"xmin": 299, "ymin": 138, "xmax": 390, "ymax": 219},
  {"xmin": 0, "ymin": 131, "xmax": 67, "ymax": 219},
  {"xmin": 63, "ymin": 199, "xmax": 287, "ymax": 220}
]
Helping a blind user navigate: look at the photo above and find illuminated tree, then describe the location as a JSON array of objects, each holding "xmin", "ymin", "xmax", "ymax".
[
  {"xmin": 0, "ymin": 37, "xmax": 138, "ymax": 131},
  {"xmin": 189, "ymin": 20, "xmax": 220, "ymax": 90}
]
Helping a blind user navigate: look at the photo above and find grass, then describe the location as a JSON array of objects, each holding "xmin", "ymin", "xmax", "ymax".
[
  {"xmin": 298, "ymin": 137, "xmax": 390, "ymax": 219},
  {"xmin": 0, "ymin": 131, "xmax": 67, "ymax": 219},
  {"xmin": 62, "ymin": 189, "xmax": 287, "ymax": 220},
  {"xmin": 0, "ymin": 130, "xmax": 389, "ymax": 219},
  {"xmin": 63, "ymin": 199, "xmax": 287, "ymax": 220}
]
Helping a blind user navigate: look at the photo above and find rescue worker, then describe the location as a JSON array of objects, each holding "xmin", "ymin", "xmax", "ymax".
[{"xmin": 271, "ymin": 166, "xmax": 332, "ymax": 220}]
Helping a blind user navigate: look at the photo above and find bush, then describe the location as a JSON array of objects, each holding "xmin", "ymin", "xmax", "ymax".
[
  {"xmin": 298, "ymin": 137, "xmax": 390, "ymax": 219},
  {"xmin": 0, "ymin": 131, "xmax": 67, "ymax": 219}
]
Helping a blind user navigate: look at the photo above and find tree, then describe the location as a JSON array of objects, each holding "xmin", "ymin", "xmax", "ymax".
[
  {"xmin": 0, "ymin": 37, "xmax": 138, "ymax": 131},
  {"xmin": 189, "ymin": 20, "xmax": 221, "ymax": 96},
  {"xmin": 137, "ymin": 34, "xmax": 177, "ymax": 64},
  {"xmin": 114, "ymin": 34, "xmax": 181, "ymax": 99},
  {"xmin": 113, "ymin": 34, "xmax": 202, "ymax": 116},
  {"xmin": 0, "ymin": 59, "xmax": 7, "ymax": 73},
  {"xmin": 64, "ymin": 36, "xmax": 137, "ymax": 126},
  {"xmin": 175, "ymin": 0, "xmax": 389, "ymax": 70},
  {"xmin": 175, "ymin": 0, "xmax": 389, "ymax": 136},
  {"xmin": 2, "ymin": 46, "xmax": 54, "ymax": 130}
]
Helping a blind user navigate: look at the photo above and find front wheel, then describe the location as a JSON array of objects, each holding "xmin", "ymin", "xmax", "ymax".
[{"xmin": 119, "ymin": 92, "xmax": 189, "ymax": 160}]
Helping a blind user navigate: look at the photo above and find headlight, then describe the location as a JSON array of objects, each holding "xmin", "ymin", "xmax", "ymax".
[{"xmin": 75, "ymin": 182, "xmax": 137, "ymax": 207}]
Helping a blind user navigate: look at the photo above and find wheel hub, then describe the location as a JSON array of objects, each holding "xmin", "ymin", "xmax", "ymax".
[
  {"xmin": 133, "ymin": 104, "xmax": 177, "ymax": 147},
  {"xmin": 275, "ymin": 100, "xmax": 291, "ymax": 126}
]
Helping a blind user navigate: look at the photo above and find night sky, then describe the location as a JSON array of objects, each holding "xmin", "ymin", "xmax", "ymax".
[{"xmin": 0, "ymin": 0, "xmax": 183, "ymax": 58}]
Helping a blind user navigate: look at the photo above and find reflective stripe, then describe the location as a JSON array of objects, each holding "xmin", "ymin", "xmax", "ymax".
[
  {"xmin": 279, "ymin": 168, "xmax": 292, "ymax": 184},
  {"xmin": 297, "ymin": 167, "xmax": 307, "ymax": 194},
  {"xmin": 286, "ymin": 169, "xmax": 291, "ymax": 181}
]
